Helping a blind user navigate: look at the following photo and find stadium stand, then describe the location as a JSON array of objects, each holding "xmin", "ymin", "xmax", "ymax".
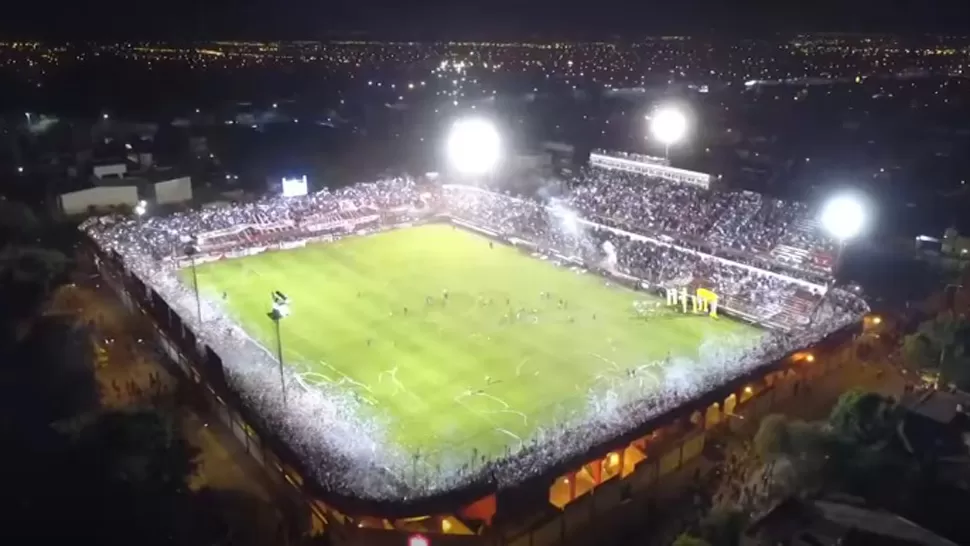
[
  {"xmin": 87, "ymin": 163, "xmax": 863, "ymax": 333},
  {"xmin": 82, "ymin": 162, "xmax": 869, "ymax": 501}
]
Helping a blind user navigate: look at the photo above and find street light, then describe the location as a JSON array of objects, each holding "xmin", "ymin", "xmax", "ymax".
[
  {"xmin": 134, "ymin": 200, "xmax": 147, "ymax": 217},
  {"xmin": 267, "ymin": 291, "xmax": 291, "ymax": 406},
  {"xmin": 445, "ymin": 117, "xmax": 502, "ymax": 177},
  {"xmin": 648, "ymin": 105, "xmax": 688, "ymax": 159}
]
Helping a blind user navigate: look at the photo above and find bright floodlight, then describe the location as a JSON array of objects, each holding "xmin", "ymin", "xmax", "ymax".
[
  {"xmin": 820, "ymin": 194, "xmax": 866, "ymax": 241},
  {"xmin": 272, "ymin": 301, "xmax": 291, "ymax": 317},
  {"xmin": 446, "ymin": 117, "xmax": 501, "ymax": 176},
  {"xmin": 649, "ymin": 107, "xmax": 688, "ymax": 145}
]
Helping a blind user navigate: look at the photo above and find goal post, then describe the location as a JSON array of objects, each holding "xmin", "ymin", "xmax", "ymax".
[
  {"xmin": 695, "ymin": 287, "xmax": 719, "ymax": 317},
  {"xmin": 665, "ymin": 286, "xmax": 719, "ymax": 318}
]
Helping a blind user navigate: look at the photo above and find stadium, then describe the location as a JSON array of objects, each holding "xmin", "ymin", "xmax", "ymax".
[{"xmin": 83, "ymin": 136, "xmax": 870, "ymax": 543}]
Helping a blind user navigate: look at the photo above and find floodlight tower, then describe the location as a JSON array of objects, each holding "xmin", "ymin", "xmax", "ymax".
[
  {"xmin": 809, "ymin": 192, "xmax": 868, "ymax": 327},
  {"xmin": 183, "ymin": 235, "xmax": 203, "ymax": 323},
  {"xmin": 820, "ymin": 193, "xmax": 866, "ymax": 273},
  {"xmin": 268, "ymin": 291, "xmax": 291, "ymax": 406},
  {"xmin": 647, "ymin": 106, "xmax": 688, "ymax": 159},
  {"xmin": 445, "ymin": 117, "xmax": 502, "ymax": 179}
]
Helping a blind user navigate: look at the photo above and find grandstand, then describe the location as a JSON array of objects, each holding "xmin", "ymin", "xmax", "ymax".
[{"xmin": 82, "ymin": 155, "xmax": 868, "ymax": 542}]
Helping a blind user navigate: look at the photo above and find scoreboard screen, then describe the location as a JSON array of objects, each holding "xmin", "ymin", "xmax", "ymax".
[{"xmin": 281, "ymin": 175, "xmax": 308, "ymax": 197}]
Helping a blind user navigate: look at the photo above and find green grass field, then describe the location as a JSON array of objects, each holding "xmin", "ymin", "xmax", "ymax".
[{"xmin": 188, "ymin": 224, "xmax": 762, "ymax": 460}]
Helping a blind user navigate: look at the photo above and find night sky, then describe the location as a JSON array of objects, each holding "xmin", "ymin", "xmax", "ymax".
[{"xmin": 3, "ymin": 0, "xmax": 969, "ymax": 39}]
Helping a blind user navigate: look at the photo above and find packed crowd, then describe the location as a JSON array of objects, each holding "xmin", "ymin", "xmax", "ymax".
[
  {"xmin": 87, "ymin": 178, "xmax": 422, "ymax": 259},
  {"xmin": 439, "ymin": 185, "xmax": 863, "ymax": 331},
  {"xmin": 565, "ymin": 163, "xmax": 836, "ymax": 278}
]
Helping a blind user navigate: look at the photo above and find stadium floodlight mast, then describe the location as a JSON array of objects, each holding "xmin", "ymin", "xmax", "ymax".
[
  {"xmin": 181, "ymin": 235, "xmax": 203, "ymax": 323},
  {"xmin": 819, "ymin": 192, "xmax": 867, "ymax": 272},
  {"xmin": 267, "ymin": 291, "xmax": 291, "ymax": 406},
  {"xmin": 810, "ymin": 191, "xmax": 869, "ymax": 326},
  {"xmin": 445, "ymin": 117, "xmax": 502, "ymax": 177},
  {"xmin": 647, "ymin": 105, "xmax": 688, "ymax": 159}
]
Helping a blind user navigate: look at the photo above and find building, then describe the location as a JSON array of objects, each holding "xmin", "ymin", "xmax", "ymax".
[
  {"xmin": 898, "ymin": 390, "xmax": 970, "ymax": 488},
  {"xmin": 941, "ymin": 228, "xmax": 970, "ymax": 259},
  {"xmin": 744, "ymin": 496, "xmax": 958, "ymax": 546}
]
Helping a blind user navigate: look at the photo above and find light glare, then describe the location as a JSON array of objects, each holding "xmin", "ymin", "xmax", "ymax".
[
  {"xmin": 649, "ymin": 107, "xmax": 688, "ymax": 145},
  {"xmin": 446, "ymin": 118, "xmax": 501, "ymax": 176},
  {"xmin": 820, "ymin": 194, "xmax": 866, "ymax": 241}
]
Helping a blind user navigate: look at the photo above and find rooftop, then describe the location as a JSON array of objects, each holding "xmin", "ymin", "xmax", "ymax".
[{"xmin": 746, "ymin": 496, "xmax": 958, "ymax": 546}]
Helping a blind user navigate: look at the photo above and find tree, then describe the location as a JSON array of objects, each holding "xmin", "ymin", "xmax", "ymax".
[
  {"xmin": 64, "ymin": 409, "xmax": 200, "ymax": 497},
  {"xmin": 828, "ymin": 389, "xmax": 898, "ymax": 447},
  {"xmin": 913, "ymin": 312, "xmax": 970, "ymax": 389},
  {"xmin": 0, "ymin": 317, "xmax": 100, "ymax": 427},
  {"xmin": 821, "ymin": 435, "xmax": 918, "ymax": 503},
  {"xmin": 0, "ymin": 245, "xmax": 70, "ymax": 291},
  {"xmin": 672, "ymin": 533, "xmax": 712, "ymax": 546},
  {"xmin": 754, "ymin": 413, "xmax": 791, "ymax": 461},
  {"xmin": 0, "ymin": 245, "xmax": 71, "ymax": 333},
  {"xmin": 2, "ymin": 408, "xmax": 205, "ymax": 546},
  {"xmin": 699, "ymin": 507, "xmax": 747, "ymax": 546},
  {"xmin": 901, "ymin": 333, "xmax": 935, "ymax": 372},
  {"xmin": 786, "ymin": 419, "xmax": 833, "ymax": 459},
  {"xmin": 0, "ymin": 199, "xmax": 40, "ymax": 243}
]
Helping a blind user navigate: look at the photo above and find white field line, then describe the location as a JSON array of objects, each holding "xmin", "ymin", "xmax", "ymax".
[{"xmin": 377, "ymin": 366, "xmax": 424, "ymax": 405}]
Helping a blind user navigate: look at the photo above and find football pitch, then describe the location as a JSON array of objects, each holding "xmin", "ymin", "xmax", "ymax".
[{"xmin": 188, "ymin": 224, "xmax": 762, "ymax": 460}]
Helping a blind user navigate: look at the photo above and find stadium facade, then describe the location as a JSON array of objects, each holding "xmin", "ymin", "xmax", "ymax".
[{"xmin": 83, "ymin": 172, "xmax": 869, "ymax": 545}]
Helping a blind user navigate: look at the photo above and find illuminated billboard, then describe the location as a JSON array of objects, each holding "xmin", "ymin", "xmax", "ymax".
[{"xmin": 281, "ymin": 175, "xmax": 308, "ymax": 197}]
